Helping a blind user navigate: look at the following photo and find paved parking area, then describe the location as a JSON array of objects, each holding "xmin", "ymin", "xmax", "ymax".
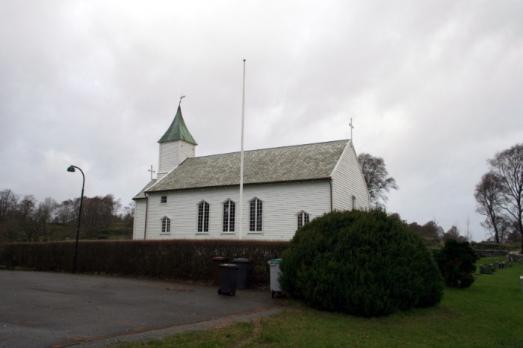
[{"xmin": 0, "ymin": 271, "xmax": 277, "ymax": 348}]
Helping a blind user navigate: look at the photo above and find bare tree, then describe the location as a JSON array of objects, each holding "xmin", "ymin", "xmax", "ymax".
[
  {"xmin": 80, "ymin": 195, "xmax": 119, "ymax": 238},
  {"xmin": 488, "ymin": 144, "xmax": 523, "ymax": 252},
  {"xmin": 54, "ymin": 199, "xmax": 76, "ymax": 224},
  {"xmin": 408, "ymin": 220, "xmax": 443, "ymax": 247},
  {"xmin": 443, "ymin": 225, "xmax": 466, "ymax": 242},
  {"xmin": 474, "ymin": 172, "xmax": 505, "ymax": 243},
  {"xmin": 505, "ymin": 219, "xmax": 521, "ymax": 244},
  {"xmin": 18, "ymin": 195, "xmax": 37, "ymax": 241},
  {"xmin": 121, "ymin": 202, "xmax": 135, "ymax": 227},
  {"xmin": 33, "ymin": 198, "xmax": 57, "ymax": 241},
  {"xmin": 0, "ymin": 189, "xmax": 132, "ymax": 242},
  {"xmin": 495, "ymin": 217, "xmax": 513, "ymax": 243},
  {"xmin": 0, "ymin": 189, "xmax": 18, "ymax": 219},
  {"xmin": 358, "ymin": 153, "xmax": 398, "ymax": 207},
  {"xmin": 17, "ymin": 195, "xmax": 36, "ymax": 219}
]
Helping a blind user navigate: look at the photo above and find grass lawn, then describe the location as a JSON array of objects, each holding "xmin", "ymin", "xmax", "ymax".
[{"xmin": 116, "ymin": 257, "xmax": 523, "ymax": 348}]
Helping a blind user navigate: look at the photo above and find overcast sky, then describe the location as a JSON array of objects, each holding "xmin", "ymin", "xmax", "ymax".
[{"xmin": 1, "ymin": 1, "xmax": 522, "ymax": 240}]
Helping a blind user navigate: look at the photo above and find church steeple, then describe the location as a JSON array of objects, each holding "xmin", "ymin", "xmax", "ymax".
[
  {"xmin": 158, "ymin": 106, "xmax": 197, "ymax": 145},
  {"xmin": 157, "ymin": 105, "xmax": 197, "ymax": 179}
]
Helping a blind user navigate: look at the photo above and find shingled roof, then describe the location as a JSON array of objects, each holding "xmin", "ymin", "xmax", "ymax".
[
  {"xmin": 133, "ymin": 179, "xmax": 158, "ymax": 199},
  {"xmin": 146, "ymin": 139, "xmax": 348, "ymax": 193},
  {"xmin": 158, "ymin": 106, "xmax": 197, "ymax": 145}
]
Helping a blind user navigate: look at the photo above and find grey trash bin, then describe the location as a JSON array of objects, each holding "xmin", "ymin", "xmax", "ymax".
[
  {"xmin": 232, "ymin": 257, "xmax": 251, "ymax": 289},
  {"xmin": 268, "ymin": 258, "xmax": 283, "ymax": 298},
  {"xmin": 218, "ymin": 263, "xmax": 239, "ymax": 296}
]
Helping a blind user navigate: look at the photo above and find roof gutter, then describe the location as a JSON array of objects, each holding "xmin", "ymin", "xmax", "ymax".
[{"xmin": 146, "ymin": 177, "xmax": 332, "ymax": 194}]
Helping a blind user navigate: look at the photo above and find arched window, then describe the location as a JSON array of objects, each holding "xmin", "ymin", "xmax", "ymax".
[
  {"xmin": 351, "ymin": 195, "xmax": 356, "ymax": 210},
  {"xmin": 161, "ymin": 216, "xmax": 171, "ymax": 233},
  {"xmin": 197, "ymin": 201, "xmax": 210, "ymax": 232},
  {"xmin": 297, "ymin": 211, "xmax": 310, "ymax": 229},
  {"xmin": 223, "ymin": 199, "xmax": 235, "ymax": 232},
  {"xmin": 249, "ymin": 198, "xmax": 263, "ymax": 232}
]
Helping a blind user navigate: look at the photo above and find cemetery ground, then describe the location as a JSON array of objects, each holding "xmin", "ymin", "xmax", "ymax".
[{"xmin": 117, "ymin": 257, "xmax": 523, "ymax": 348}]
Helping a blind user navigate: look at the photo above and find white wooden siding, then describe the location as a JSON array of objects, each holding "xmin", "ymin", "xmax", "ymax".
[
  {"xmin": 132, "ymin": 200, "xmax": 147, "ymax": 239},
  {"xmin": 331, "ymin": 141, "xmax": 370, "ymax": 210},
  {"xmin": 140, "ymin": 180, "xmax": 331, "ymax": 241},
  {"xmin": 157, "ymin": 141, "xmax": 195, "ymax": 178}
]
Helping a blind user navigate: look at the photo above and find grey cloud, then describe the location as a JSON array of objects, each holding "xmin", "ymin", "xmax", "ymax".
[{"xmin": 1, "ymin": 0, "xmax": 522, "ymax": 240}]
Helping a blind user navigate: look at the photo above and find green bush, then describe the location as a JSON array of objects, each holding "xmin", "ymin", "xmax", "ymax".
[
  {"xmin": 436, "ymin": 239, "xmax": 478, "ymax": 288},
  {"xmin": 281, "ymin": 210, "xmax": 443, "ymax": 317}
]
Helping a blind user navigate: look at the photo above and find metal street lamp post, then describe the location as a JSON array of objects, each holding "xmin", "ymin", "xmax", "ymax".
[{"xmin": 67, "ymin": 165, "xmax": 85, "ymax": 274}]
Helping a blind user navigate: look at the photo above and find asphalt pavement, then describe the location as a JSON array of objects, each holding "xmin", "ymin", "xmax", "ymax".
[{"xmin": 0, "ymin": 270, "xmax": 277, "ymax": 348}]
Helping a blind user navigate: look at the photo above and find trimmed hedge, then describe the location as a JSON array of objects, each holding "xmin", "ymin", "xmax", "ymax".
[
  {"xmin": 281, "ymin": 210, "xmax": 443, "ymax": 317},
  {"xmin": 0, "ymin": 240, "xmax": 288, "ymax": 286}
]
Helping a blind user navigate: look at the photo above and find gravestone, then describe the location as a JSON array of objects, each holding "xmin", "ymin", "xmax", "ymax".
[{"xmin": 480, "ymin": 264, "xmax": 493, "ymax": 274}]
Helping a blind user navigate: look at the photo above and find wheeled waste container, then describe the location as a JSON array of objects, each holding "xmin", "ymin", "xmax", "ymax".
[
  {"xmin": 232, "ymin": 257, "xmax": 251, "ymax": 289},
  {"xmin": 212, "ymin": 256, "xmax": 228, "ymax": 285},
  {"xmin": 268, "ymin": 258, "xmax": 283, "ymax": 298},
  {"xmin": 218, "ymin": 263, "xmax": 239, "ymax": 296}
]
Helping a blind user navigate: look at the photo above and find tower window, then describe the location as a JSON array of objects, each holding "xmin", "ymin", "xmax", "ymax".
[
  {"xmin": 297, "ymin": 211, "xmax": 310, "ymax": 229},
  {"xmin": 161, "ymin": 195, "xmax": 167, "ymax": 203},
  {"xmin": 223, "ymin": 199, "xmax": 235, "ymax": 232},
  {"xmin": 249, "ymin": 198, "xmax": 263, "ymax": 232},
  {"xmin": 197, "ymin": 201, "xmax": 210, "ymax": 232},
  {"xmin": 161, "ymin": 216, "xmax": 171, "ymax": 233}
]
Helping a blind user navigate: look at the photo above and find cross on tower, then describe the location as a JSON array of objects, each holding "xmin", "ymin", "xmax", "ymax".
[
  {"xmin": 147, "ymin": 165, "xmax": 156, "ymax": 180},
  {"xmin": 349, "ymin": 117, "xmax": 354, "ymax": 142}
]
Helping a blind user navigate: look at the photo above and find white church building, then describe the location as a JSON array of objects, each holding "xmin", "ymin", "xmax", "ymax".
[{"xmin": 132, "ymin": 106, "xmax": 369, "ymax": 241}]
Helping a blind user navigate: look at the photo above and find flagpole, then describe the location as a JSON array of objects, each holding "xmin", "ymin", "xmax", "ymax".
[{"xmin": 239, "ymin": 58, "xmax": 246, "ymax": 240}]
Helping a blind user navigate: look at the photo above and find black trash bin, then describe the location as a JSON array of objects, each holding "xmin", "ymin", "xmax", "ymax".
[
  {"xmin": 232, "ymin": 257, "xmax": 251, "ymax": 289},
  {"xmin": 212, "ymin": 256, "xmax": 228, "ymax": 285},
  {"xmin": 218, "ymin": 263, "xmax": 239, "ymax": 296}
]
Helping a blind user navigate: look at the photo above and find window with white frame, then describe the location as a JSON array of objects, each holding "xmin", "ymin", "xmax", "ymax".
[
  {"xmin": 223, "ymin": 199, "xmax": 235, "ymax": 232},
  {"xmin": 161, "ymin": 195, "xmax": 167, "ymax": 203},
  {"xmin": 297, "ymin": 211, "xmax": 310, "ymax": 229},
  {"xmin": 249, "ymin": 198, "xmax": 262, "ymax": 232},
  {"xmin": 197, "ymin": 201, "xmax": 210, "ymax": 232},
  {"xmin": 161, "ymin": 216, "xmax": 171, "ymax": 233}
]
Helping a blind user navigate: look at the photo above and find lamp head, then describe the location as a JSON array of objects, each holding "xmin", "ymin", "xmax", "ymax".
[{"xmin": 67, "ymin": 165, "xmax": 76, "ymax": 172}]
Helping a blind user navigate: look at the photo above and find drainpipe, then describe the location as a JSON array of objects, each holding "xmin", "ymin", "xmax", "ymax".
[
  {"xmin": 329, "ymin": 179, "xmax": 333, "ymax": 212},
  {"xmin": 144, "ymin": 193, "xmax": 149, "ymax": 240}
]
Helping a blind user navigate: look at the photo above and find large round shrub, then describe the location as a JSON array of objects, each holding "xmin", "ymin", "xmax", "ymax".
[
  {"xmin": 281, "ymin": 210, "xmax": 443, "ymax": 317},
  {"xmin": 435, "ymin": 239, "xmax": 478, "ymax": 288}
]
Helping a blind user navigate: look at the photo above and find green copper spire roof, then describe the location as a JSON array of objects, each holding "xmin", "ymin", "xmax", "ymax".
[{"xmin": 158, "ymin": 106, "xmax": 197, "ymax": 145}]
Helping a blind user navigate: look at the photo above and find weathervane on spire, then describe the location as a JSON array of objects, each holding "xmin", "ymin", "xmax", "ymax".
[
  {"xmin": 178, "ymin": 95, "xmax": 186, "ymax": 107},
  {"xmin": 349, "ymin": 117, "xmax": 354, "ymax": 142}
]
